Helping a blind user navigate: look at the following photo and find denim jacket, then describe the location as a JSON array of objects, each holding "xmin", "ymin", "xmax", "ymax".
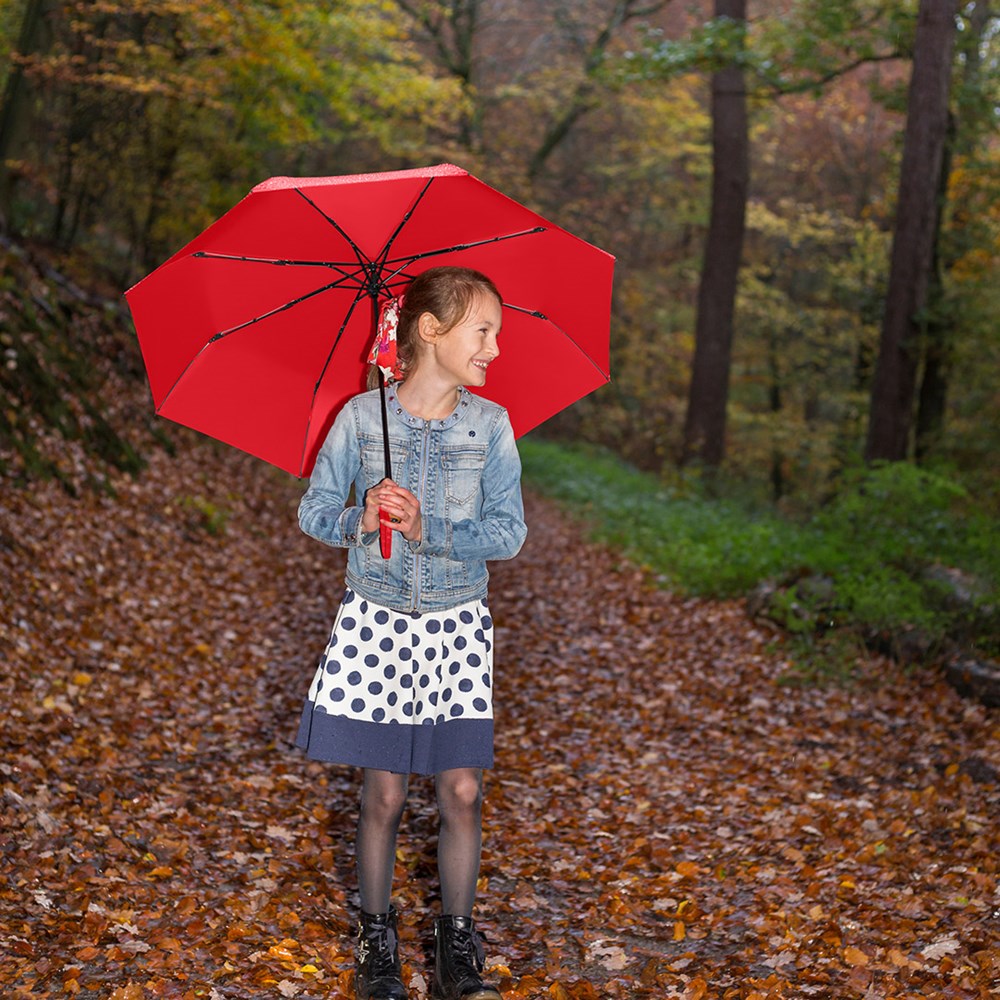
[{"xmin": 298, "ymin": 386, "xmax": 526, "ymax": 612}]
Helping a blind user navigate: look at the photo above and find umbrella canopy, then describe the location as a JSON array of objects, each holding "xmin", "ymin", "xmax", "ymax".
[{"xmin": 125, "ymin": 163, "xmax": 614, "ymax": 477}]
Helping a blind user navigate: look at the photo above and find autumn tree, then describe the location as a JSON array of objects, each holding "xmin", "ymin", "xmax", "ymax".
[
  {"xmin": 865, "ymin": 0, "xmax": 959, "ymax": 462},
  {"xmin": 914, "ymin": 0, "xmax": 996, "ymax": 460},
  {"xmin": 679, "ymin": 0, "xmax": 748, "ymax": 467},
  {"xmin": 0, "ymin": 0, "xmax": 57, "ymax": 229}
]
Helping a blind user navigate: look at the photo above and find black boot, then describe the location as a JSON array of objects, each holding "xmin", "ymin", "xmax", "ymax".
[
  {"xmin": 355, "ymin": 907, "xmax": 408, "ymax": 1000},
  {"xmin": 431, "ymin": 915, "xmax": 502, "ymax": 1000}
]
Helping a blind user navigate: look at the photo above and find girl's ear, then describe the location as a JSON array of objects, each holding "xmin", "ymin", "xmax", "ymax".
[{"xmin": 416, "ymin": 311, "xmax": 442, "ymax": 345}]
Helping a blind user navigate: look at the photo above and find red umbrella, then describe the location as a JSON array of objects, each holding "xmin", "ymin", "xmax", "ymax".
[{"xmin": 125, "ymin": 163, "xmax": 614, "ymax": 478}]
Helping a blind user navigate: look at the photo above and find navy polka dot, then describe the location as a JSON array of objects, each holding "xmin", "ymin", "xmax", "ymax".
[
  {"xmin": 343, "ymin": 591, "xmax": 355, "ymax": 604},
  {"xmin": 310, "ymin": 593, "xmax": 493, "ymax": 734}
]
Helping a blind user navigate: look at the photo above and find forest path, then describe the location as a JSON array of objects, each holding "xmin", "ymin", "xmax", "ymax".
[{"xmin": 1, "ymin": 439, "xmax": 997, "ymax": 1000}]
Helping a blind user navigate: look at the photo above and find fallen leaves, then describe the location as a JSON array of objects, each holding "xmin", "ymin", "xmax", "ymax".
[{"xmin": 1, "ymin": 307, "xmax": 999, "ymax": 998}]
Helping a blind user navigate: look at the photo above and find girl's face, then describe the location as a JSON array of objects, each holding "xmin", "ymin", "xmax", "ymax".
[{"xmin": 426, "ymin": 291, "xmax": 502, "ymax": 388}]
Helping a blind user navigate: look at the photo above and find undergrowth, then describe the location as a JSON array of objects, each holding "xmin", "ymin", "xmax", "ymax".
[{"xmin": 519, "ymin": 436, "xmax": 1000, "ymax": 682}]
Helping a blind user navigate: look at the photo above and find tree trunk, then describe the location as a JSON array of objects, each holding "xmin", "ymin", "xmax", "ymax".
[
  {"xmin": 865, "ymin": 0, "xmax": 958, "ymax": 462},
  {"xmin": 0, "ymin": 0, "xmax": 58, "ymax": 230},
  {"xmin": 680, "ymin": 0, "xmax": 748, "ymax": 467},
  {"xmin": 915, "ymin": 1, "xmax": 992, "ymax": 460}
]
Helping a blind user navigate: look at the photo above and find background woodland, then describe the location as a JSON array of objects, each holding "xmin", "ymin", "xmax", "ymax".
[{"xmin": 1, "ymin": 0, "xmax": 998, "ymax": 507}]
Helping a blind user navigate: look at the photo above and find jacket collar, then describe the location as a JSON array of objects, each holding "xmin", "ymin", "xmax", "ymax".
[{"xmin": 384, "ymin": 385, "xmax": 473, "ymax": 432}]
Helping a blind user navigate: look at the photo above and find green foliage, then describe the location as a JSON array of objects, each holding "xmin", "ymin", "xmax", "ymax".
[
  {"xmin": 519, "ymin": 436, "xmax": 801, "ymax": 597},
  {"xmin": 520, "ymin": 437, "xmax": 1000, "ymax": 674}
]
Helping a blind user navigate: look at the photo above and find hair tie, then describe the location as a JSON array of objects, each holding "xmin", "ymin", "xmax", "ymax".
[{"xmin": 368, "ymin": 294, "xmax": 407, "ymax": 383}]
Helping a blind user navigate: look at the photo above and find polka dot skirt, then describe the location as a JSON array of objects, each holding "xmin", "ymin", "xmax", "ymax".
[{"xmin": 295, "ymin": 590, "xmax": 495, "ymax": 775}]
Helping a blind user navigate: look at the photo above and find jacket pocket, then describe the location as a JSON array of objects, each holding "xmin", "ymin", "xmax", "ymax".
[
  {"xmin": 441, "ymin": 446, "xmax": 486, "ymax": 513},
  {"xmin": 360, "ymin": 439, "xmax": 410, "ymax": 489}
]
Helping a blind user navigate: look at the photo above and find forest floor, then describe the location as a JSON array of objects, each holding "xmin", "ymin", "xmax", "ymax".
[{"xmin": 1, "ymin": 421, "xmax": 998, "ymax": 1000}]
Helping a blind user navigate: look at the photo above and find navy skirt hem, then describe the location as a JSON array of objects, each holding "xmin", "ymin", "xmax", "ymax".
[{"xmin": 296, "ymin": 703, "xmax": 494, "ymax": 775}]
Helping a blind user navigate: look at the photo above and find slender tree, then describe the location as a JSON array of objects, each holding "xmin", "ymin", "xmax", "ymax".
[
  {"xmin": 865, "ymin": 0, "xmax": 958, "ymax": 462},
  {"xmin": 0, "ymin": 0, "xmax": 58, "ymax": 230},
  {"xmin": 680, "ymin": 0, "xmax": 748, "ymax": 467},
  {"xmin": 915, "ymin": 0, "xmax": 994, "ymax": 459}
]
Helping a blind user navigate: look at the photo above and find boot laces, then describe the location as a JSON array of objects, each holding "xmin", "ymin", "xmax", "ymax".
[
  {"xmin": 450, "ymin": 924, "xmax": 485, "ymax": 972},
  {"xmin": 361, "ymin": 922, "xmax": 400, "ymax": 979}
]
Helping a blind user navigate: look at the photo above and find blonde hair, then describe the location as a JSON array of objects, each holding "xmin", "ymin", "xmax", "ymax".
[{"xmin": 367, "ymin": 266, "xmax": 502, "ymax": 390}]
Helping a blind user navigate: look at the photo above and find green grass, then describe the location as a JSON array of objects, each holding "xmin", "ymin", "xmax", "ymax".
[{"xmin": 519, "ymin": 436, "xmax": 1000, "ymax": 676}]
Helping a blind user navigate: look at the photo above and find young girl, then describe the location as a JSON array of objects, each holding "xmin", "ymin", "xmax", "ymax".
[{"xmin": 296, "ymin": 266, "xmax": 526, "ymax": 1000}]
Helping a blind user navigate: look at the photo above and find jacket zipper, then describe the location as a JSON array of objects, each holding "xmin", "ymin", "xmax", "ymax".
[{"xmin": 411, "ymin": 420, "xmax": 431, "ymax": 611}]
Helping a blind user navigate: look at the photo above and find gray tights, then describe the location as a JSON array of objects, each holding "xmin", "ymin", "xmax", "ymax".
[{"xmin": 356, "ymin": 767, "xmax": 483, "ymax": 917}]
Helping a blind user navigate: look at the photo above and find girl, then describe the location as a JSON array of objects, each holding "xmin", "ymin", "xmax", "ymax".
[{"xmin": 296, "ymin": 266, "xmax": 526, "ymax": 1000}]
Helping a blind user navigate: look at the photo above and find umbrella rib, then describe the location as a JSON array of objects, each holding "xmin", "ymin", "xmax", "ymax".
[
  {"xmin": 298, "ymin": 287, "xmax": 369, "ymax": 477},
  {"xmin": 372, "ymin": 178, "xmax": 435, "ymax": 274},
  {"xmin": 504, "ymin": 302, "xmax": 611, "ymax": 381},
  {"xmin": 191, "ymin": 250, "xmax": 364, "ymax": 285},
  {"xmin": 379, "ymin": 227, "xmax": 547, "ymax": 285},
  {"xmin": 292, "ymin": 188, "xmax": 372, "ymax": 274},
  {"xmin": 156, "ymin": 276, "xmax": 352, "ymax": 414}
]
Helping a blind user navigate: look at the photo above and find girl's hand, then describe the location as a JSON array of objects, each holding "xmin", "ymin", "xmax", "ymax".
[{"xmin": 365, "ymin": 479, "xmax": 422, "ymax": 542}]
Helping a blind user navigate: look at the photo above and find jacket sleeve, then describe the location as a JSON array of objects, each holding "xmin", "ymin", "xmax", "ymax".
[
  {"xmin": 298, "ymin": 402, "xmax": 371, "ymax": 548},
  {"xmin": 409, "ymin": 409, "xmax": 527, "ymax": 562}
]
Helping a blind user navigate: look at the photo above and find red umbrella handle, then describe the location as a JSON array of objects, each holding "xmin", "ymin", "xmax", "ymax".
[{"xmin": 379, "ymin": 508, "xmax": 393, "ymax": 559}]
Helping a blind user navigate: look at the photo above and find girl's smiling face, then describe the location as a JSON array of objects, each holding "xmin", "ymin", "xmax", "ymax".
[{"xmin": 428, "ymin": 291, "xmax": 502, "ymax": 387}]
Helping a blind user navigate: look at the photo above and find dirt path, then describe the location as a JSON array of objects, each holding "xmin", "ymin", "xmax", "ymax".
[{"xmin": 1, "ymin": 440, "xmax": 997, "ymax": 999}]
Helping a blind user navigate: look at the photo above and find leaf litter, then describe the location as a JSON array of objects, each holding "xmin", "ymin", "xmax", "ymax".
[{"xmin": 1, "ymin": 392, "xmax": 998, "ymax": 1000}]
